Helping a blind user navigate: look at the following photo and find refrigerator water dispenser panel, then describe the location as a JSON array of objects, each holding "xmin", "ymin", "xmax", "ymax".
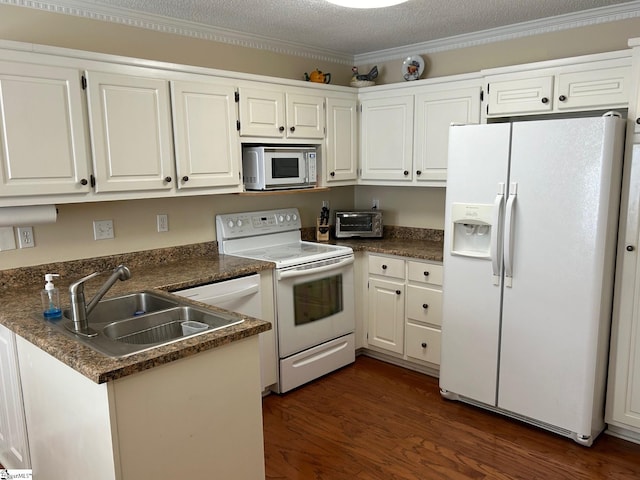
[{"xmin": 450, "ymin": 203, "xmax": 494, "ymax": 258}]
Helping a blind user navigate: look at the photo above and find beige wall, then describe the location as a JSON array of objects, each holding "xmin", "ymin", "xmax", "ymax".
[
  {"xmin": 0, "ymin": 4, "xmax": 353, "ymax": 85},
  {"xmin": 0, "ymin": 4, "xmax": 638, "ymax": 269},
  {"xmin": 2, "ymin": 188, "xmax": 355, "ymax": 269},
  {"xmin": 362, "ymin": 17, "xmax": 640, "ymax": 84}
]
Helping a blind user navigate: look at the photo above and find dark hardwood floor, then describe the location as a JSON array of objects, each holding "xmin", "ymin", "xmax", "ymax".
[{"xmin": 262, "ymin": 356, "xmax": 640, "ymax": 479}]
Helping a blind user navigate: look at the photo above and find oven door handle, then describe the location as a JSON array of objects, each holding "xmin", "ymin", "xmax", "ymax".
[{"xmin": 277, "ymin": 256, "xmax": 354, "ymax": 280}]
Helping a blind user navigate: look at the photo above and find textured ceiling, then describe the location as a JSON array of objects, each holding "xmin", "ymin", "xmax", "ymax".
[{"xmin": 36, "ymin": 0, "xmax": 640, "ymax": 56}]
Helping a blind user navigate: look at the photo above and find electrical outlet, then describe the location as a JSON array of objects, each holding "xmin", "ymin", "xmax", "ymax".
[
  {"xmin": 17, "ymin": 226, "xmax": 34, "ymax": 248},
  {"xmin": 93, "ymin": 220, "xmax": 114, "ymax": 240},
  {"xmin": 157, "ymin": 214, "xmax": 169, "ymax": 232},
  {"xmin": 372, "ymin": 198, "xmax": 380, "ymax": 209}
]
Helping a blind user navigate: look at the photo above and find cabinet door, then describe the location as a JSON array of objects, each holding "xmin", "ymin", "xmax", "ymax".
[
  {"xmin": 414, "ymin": 87, "xmax": 480, "ymax": 182},
  {"xmin": 360, "ymin": 95, "xmax": 413, "ymax": 182},
  {"xmin": 556, "ymin": 66, "xmax": 630, "ymax": 111},
  {"xmin": 286, "ymin": 93, "xmax": 325, "ymax": 139},
  {"xmin": 0, "ymin": 61, "xmax": 90, "ymax": 198},
  {"xmin": 86, "ymin": 70, "xmax": 174, "ymax": 193},
  {"xmin": 367, "ymin": 278, "xmax": 405, "ymax": 354},
  {"xmin": 171, "ymin": 80, "xmax": 241, "ymax": 190},
  {"xmin": 607, "ymin": 143, "xmax": 640, "ymax": 431},
  {"xmin": 325, "ymin": 96, "xmax": 358, "ymax": 182},
  {"xmin": 0, "ymin": 324, "xmax": 30, "ymax": 469},
  {"xmin": 486, "ymin": 76, "xmax": 554, "ymax": 116},
  {"xmin": 237, "ymin": 86, "xmax": 286, "ymax": 138}
]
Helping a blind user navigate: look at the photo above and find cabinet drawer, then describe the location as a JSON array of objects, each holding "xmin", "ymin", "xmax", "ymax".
[
  {"xmin": 407, "ymin": 261, "xmax": 443, "ymax": 286},
  {"xmin": 368, "ymin": 255, "xmax": 405, "ymax": 279},
  {"xmin": 405, "ymin": 323, "xmax": 441, "ymax": 365},
  {"xmin": 406, "ymin": 285, "xmax": 442, "ymax": 327},
  {"xmin": 556, "ymin": 66, "xmax": 630, "ymax": 111},
  {"xmin": 487, "ymin": 76, "xmax": 554, "ymax": 116}
]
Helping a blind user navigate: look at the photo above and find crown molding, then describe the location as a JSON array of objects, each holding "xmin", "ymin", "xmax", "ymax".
[
  {"xmin": 2, "ymin": 0, "xmax": 640, "ymax": 67},
  {"xmin": 0, "ymin": 0, "xmax": 355, "ymax": 65},
  {"xmin": 354, "ymin": 0, "xmax": 640, "ymax": 64}
]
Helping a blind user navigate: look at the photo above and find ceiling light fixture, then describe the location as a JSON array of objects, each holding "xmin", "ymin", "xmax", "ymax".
[{"xmin": 325, "ymin": 0, "xmax": 409, "ymax": 8}]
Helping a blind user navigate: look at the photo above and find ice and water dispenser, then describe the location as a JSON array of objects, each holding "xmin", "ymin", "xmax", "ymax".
[{"xmin": 450, "ymin": 203, "xmax": 494, "ymax": 258}]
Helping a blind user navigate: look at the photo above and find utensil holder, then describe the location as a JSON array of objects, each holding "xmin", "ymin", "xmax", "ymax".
[{"xmin": 316, "ymin": 218, "xmax": 329, "ymax": 242}]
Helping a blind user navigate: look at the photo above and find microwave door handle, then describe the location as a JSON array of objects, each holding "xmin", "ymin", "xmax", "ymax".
[{"xmin": 277, "ymin": 256, "xmax": 354, "ymax": 280}]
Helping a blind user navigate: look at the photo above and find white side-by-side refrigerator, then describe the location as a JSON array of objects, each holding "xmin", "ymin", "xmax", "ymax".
[{"xmin": 439, "ymin": 113, "xmax": 626, "ymax": 446}]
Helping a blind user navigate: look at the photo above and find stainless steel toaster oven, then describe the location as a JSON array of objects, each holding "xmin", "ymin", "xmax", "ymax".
[{"xmin": 335, "ymin": 211, "xmax": 383, "ymax": 238}]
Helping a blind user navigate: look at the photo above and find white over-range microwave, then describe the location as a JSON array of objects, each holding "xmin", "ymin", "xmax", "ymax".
[{"xmin": 242, "ymin": 145, "xmax": 317, "ymax": 191}]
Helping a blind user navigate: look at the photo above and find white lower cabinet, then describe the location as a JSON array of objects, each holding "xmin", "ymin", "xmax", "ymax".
[
  {"xmin": 0, "ymin": 324, "xmax": 30, "ymax": 469},
  {"xmin": 365, "ymin": 254, "xmax": 443, "ymax": 371}
]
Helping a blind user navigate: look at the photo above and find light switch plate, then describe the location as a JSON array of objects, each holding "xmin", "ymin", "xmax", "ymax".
[
  {"xmin": 157, "ymin": 214, "xmax": 168, "ymax": 232},
  {"xmin": 93, "ymin": 220, "xmax": 114, "ymax": 240}
]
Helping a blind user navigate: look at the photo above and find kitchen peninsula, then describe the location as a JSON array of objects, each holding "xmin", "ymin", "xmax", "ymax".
[{"xmin": 0, "ymin": 243, "xmax": 273, "ymax": 480}]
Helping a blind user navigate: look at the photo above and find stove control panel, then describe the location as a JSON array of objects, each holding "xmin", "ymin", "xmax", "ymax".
[{"xmin": 216, "ymin": 208, "xmax": 301, "ymax": 240}]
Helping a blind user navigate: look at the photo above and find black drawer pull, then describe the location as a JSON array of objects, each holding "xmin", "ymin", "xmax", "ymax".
[
  {"xmin": 423, "ymin": 271, "xmax": 430, "ymax": 277},
  {"xmin": 381, "ymin": 264, "xmax": 387, "ymax": 270},
  {"xmin": 421, "ymin": 342, "xmax": 427, "ymax": 348},
  {"xmin": 395, "ymin": 290, "xmax": 401, "ymax": 295},
  {"xmin": 422, "ymin": 304, "xmax": 429, "ymax": 309},
  {"xmin": 164, "ymin": 176, "xmax": 172, "ymax": 183}
]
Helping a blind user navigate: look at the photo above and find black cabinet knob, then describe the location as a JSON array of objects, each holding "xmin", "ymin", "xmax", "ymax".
[
  {"xmin": 395, "ymin": 290, "xmax": 401, "ymax": 295},
  {"xmin": 164, "ymin": 176, "xmax": 172, "ymax": 183},
  {"xmin": 423, "ymin": 271, "xmax": 430, "ymax": 277},
  {"xmin": 627, "ymin": 245, "xmax": 635, "ymax": 252},
  {"xmin": 559, "ymin": 95, "xmax": 567, "ymax": 102},
  {"xmin": 422, "ymin": 304, "xmax": 429, "ymax": 309},
  {"xmin": 541, "ymin": 97, "xmax": 549, "ymax": 104},
  {"xmin": 403, "ymin": 170, "xmax": 409, "ymax": 176},
  {"xmin": 636, "ymin": 118, "xmax": 640, "ymax": 125},
  {"xmin": 381, "ymin": 264, "xmax": 387, "ymax": 270},
  {"xmin": 330, "ymin": 171, "xmax": 336, "ymax": 177},
  {"xmin": 421, "ymin": 342, "xmax": 427, "ymax": 348},
  {"xmin": 416, "ymin": 170, "xmax": 422, "ymax": 175},
  {"xmin": 80, "ymin": 178, "xmax": 88, "ymax": 186},
  {"xmin": 290, "ymin": 126, "xmax": 295, "ymax": 132},
  {"xmin": 279, "ymin": 126, "xmax": 285, "ymax": 132},
  {"xmin": 182, "ymin": 176, "xmax": 189, "ymax": 182}
]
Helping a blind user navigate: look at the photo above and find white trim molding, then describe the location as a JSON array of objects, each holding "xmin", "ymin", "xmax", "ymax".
[{"xmin": 2, "ymin": 0, "xmax": 640, "ymax": 66}]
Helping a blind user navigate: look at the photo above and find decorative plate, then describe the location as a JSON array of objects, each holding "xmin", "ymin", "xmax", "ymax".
[{"xmin": 402, "ymin": 55, "xmax": 424, "ymax": 81}]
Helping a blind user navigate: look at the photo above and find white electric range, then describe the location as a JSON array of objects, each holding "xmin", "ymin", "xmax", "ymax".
[{"xmin": 216, "ymin": 208, "xmax": 355, "ymax": 393}]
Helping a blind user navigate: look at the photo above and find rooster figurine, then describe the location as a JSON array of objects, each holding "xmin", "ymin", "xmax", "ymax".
[{"xmin": 352, "ymin": 65, "xmax": 378, "ymax": 82}]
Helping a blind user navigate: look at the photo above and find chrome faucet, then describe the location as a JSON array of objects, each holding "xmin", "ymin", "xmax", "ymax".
[{"xmin": 66, "ymin": 264, "xmax": 131, "ymax": 337}]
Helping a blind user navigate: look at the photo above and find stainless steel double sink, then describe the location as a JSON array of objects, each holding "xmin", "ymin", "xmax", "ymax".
[{"xmin": 45, "ymin": 291, "xmax": 244, "ymax": 358}]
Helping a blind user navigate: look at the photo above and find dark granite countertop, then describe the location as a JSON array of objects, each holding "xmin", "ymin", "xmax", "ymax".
[
  {"xmin": 0, "ymin": 244, "xmax": 274, "ymax": 384},
  {"xmin": 0, "ymin": 231, "xmax": 444, "ymax": 385}
]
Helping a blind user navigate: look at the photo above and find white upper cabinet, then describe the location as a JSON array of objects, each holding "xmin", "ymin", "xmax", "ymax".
[
  {"xmin": 170, "ymin": 80, "xmax": 241, "ymax": 191},
  {"xmin": 237, "ymin": 86, "xmax": 325, "ymax": 139},
  {"xmin": 0, "ymin": 61, "xmax": 91, "ymax": 200},
  {"xmin": 85, "ymin": 69, "xmax": 175, "ymax": 193},
  {"xmin": 358, "ymin": 76, "xmax": 482, "ymax": 186},
  {"xmin": 286, "ymin": 92, "xmax": 325, "ymax": 139},
  {"xmin": 360, "ymin": 94, "xmax": 414, "ymax": 182},
  {"xmin": 484, "ymin": 51, "xmax": 631, "ymax": 117},
  {"xmin": 414, "ymin": 85, "xmax": 481, "ymax": 183},
  {"xmin": 325, "ymin": 96, "xmax": 358, "ymax": 183}
]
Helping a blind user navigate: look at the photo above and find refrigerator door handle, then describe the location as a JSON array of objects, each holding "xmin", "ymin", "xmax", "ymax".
[
  {"xmin": 490, "ymin": 183, "xmax": 505, "ymax": 285},
  {"xmin": 504, "ymin": 182, "xmax": 518, "ymax": 288}
]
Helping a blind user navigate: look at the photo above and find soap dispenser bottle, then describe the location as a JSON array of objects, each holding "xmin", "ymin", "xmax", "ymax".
[{"xmin": 41, "ymin": 273, "xmax": 62, "ymax": 320}]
